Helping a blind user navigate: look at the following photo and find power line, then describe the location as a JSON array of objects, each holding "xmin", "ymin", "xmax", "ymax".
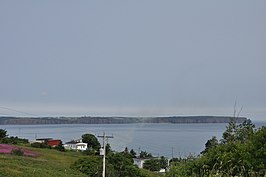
[{"xmin": 0, "ymin": 106, "xmax": 38, "ymax": 116}]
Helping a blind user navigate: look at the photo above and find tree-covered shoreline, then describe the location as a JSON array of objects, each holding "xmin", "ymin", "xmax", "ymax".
[{"xmin": 0, "ymin": 116, "xmax": 247, "ymax": 125}]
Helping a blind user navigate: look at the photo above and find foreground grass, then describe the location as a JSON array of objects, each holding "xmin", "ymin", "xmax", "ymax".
[
  {"xmin": 0, "ymin": 146, "xmax": 87, "ymax": 177},
  {"xmin": 0, "ymin": 145, "xmax": 162, "ymax": 177}
]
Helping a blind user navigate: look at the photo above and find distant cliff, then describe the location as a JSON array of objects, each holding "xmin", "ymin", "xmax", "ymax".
[{"xmin": 0, "ymin": 116, "xmax": 247, "ymax": 125}]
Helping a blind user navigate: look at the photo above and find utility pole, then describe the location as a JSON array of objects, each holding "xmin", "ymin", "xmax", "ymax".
[{"xmin": 98, "ymin": 132, "xmax": 113, "ymax": 177}]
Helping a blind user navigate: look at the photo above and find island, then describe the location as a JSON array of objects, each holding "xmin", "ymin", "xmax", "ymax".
[{"xmin": 0, "ymin": 116, "xmax": 247, "ymax": 125}]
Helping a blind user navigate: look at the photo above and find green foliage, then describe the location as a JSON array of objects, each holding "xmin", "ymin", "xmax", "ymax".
[
  {"xmin": 73, "ymin": 152, "xmax": 151, "ymax": 177},
  {"xmin": 53, "ymin": 141, "xmax": 65, "ymax": 152},
  {"xmin": 0, "ymin": 129, "xmax": 29, "ymax": 144},
  {"xmin": 31, "ymin": 142, "xmax": 50, "ymax": 149},
  {"xmin": 143, "ymin": 159, "xmax": 161, "ymax": 171},
  {"xmin": 0, "ymin": 129, "xmax": 7, "ymax": 139},
  {"xmin": 236, "ymin": 119, "xmax": 255, "ymax": 143},
  {"xmin": 82, "ymin": 133, "xmax": 101, "ymax": 150},
  {"xmin": 167, "ymin": 120, "xmax": 266, "ymax": 177},
  {"xmin": 143, "ymin": 156, "xmax": 168, "ymax": 171},
  {"xmin": 140, "ymin": 150, "xmax": 153, "ymax": 158},
  {"xmin": 201, "ymin": 136, "xmax": 218, "ymax": 154},
  {"xmin": 221, "ymin": 118, "xmax": 255, "ymax": 144},
  {"xmin": 11, "ymin": 148, "xmax": 24, "ymax": 156},
  {"xmin": 248, "ymin": 126, "xmax": 266, "ymax": 174},
  {"xmin": 82, "ymin": 148, "xmax": 97, "ymax": 155},
  {"xmin": 107, "ymin": 152, "xmax": 135, "ymax": 176},
  {"xmin": 130, "ymin": 149, "xmax": 137, "ymax": 158},
  {"xmin": 1, "ymin": 136, "xmax": 29, "ymax": 144},
  {"xmin": 0, "ymin": 146, "xmax": 87, "ymax": 177},
  {"xmin": 71, "ymin": 156, "xmax": 102, "ymax": 177},
  {"xmin": 221, "ymin": 118, "xmax": 238, "ymax": 144},
  {"xmin": 106, "ymin": 143, "xmax": 112, "ymax": 155}
]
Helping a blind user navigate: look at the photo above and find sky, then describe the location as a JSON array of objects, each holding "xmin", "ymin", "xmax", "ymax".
[{"xmin": 0, "ymin": 1, "xmax": 265, "ymax": 120}]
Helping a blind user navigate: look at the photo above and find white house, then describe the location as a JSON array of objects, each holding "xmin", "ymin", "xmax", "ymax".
[
  {"xmin": 133, "ymin": 157, "xmax": 168, "ymax": 173},
  {"xmin": 76, "ymin": 142, "xmax": 88, "ymax": 151},
  {"xmin": 133, "ymin": 158, "xmax": 151, "ymax": 169},
  {"xmin": 64, "ymin": 140, "xmax": 87, "ymax": 151}
]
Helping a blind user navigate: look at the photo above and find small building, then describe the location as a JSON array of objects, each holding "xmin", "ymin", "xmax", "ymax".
[
  {"xmin": 35, "ymin": 138, "xmax": 53, "ymax": 144},
  {"xmin": 64, "ymin": 139, "xmax": 87, "ymax": 151},
  {"xmin": 63, "ymin": 141, "xmax": 76, "ymax": 150},
  {"xmin": 159, "ymin": 168, "xmax": 166, "ymax": 173},
  {"xmin": 76, "ymin": 143, "xmax": 88, "ymax": 151},
  {"xmin": 47, "ymin": 139, "xmax": 62, "ymax": 147},
  {"xmin": 133, "ymin": 157, "xmax": 152, "ymax": 169},
  {"xmin": 34, "ymin": 138, "xmax": 62, "ymax": 147}
]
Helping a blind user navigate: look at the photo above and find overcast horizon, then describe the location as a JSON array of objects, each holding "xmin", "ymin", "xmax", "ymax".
[{"xmin": 0, "ymin": 1, "xmax": 265, "ymax": 120}]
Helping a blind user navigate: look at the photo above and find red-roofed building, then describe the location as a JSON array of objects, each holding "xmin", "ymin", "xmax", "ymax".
[{"xmin": 47, "ymin": 140, "xmax": 62, "ymax": 147}]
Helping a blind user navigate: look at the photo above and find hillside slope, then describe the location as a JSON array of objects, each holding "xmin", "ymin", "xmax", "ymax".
[{"xmin": 0, "ymin": 146, "xmax": 86, "ymax": 177}]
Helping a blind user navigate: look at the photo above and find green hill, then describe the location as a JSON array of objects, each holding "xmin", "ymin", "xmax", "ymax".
[{"xmin": 0, "ymin": 146, "xmax": 87, "ymax": 177}]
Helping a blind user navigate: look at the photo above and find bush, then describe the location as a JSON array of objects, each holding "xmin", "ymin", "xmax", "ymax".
[
  {"xmin": 54, "ymin": 143, "xmax": 65, "ymax": 152},
  {"xmin": 31, "ymin": 142, "xmax": 50, "ymax": 148},
  {"xmin": 11, "ymin": 148, "xmax": 24, "ymax": 156},
  {"xmin": 71, "ymin": 156, "xmax": 102, "ymax": 177},
  {"xmin": 6, "ymin": 136, "xmax": 29, "ymax": 144}
]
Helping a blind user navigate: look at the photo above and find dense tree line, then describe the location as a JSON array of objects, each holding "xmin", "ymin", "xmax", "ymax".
[
  {"xmin": 166, "ymin": 119, "xmax": 266, "ymax": 177},
  {"xmin": 71, "ymin": 146, "xmax": 158, "ymax": 177},
  {"xmin": 0, "ymin": 129, "xmax": 28, "ymax": 144}
]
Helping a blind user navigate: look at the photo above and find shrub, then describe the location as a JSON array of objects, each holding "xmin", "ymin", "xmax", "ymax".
[
  {"xmin": 11, "ymin": 148, "xmax": 24, "ymax": 156},
  {"xmin": 31, "ymin": 142, "xmax": 50, "ymax": 148}
]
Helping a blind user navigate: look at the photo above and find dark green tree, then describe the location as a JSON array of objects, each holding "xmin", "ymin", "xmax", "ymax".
[
  {"xmin": 143, "ymin": 156, "xmax": 167, "ymax": 171},
  {"xmin": 248, "ymin": 126, "xmax": 266, "ymax": 174},
  {"xmin": 0, "ymin": 129, "xmax": 7, "ymax": 140},
  {"xmin": 236, "ymin": 119, "xmax": 255, "ymax": 143},
  {"xmin": 201, "ymin": 136, "xmax": 218, "ymax": 154},
  {"xmin": 82, "ymin": 133, "xmax": 101, "ymax": 150},
  {"xmin": 123, "ymin": 147, "xmax": 129, "ymax": 154},
  {"xmin": 221, "ymin": 118, "xmax": 237, "ymax": 144},
  {"xmin": 140, "ymin": 151, "xmax": 152, "ymax": 158},
  {"xmin": 130, "ymin": 149, "xmax": 137, "ymax": 158},
  {"xmin": 167, "ymin": 119, "xmax": 266, "ymax": 177},
  {"xmin": 107, "ymin": 152, "xmax": 145, "ymax": 177},
  {"xmin": 106, "ymin": 143, "xmax": 112, "ymax": 155},
  {"xmin": 143, "ymin": 159, "xmax": 160, "ymax": 171},
  {"xmin": 159, "ymin": 156, "xmax": 168, "ymax": 169},
  {"xmin": 71, "ymin": 156, "xmax": 102, "ymax": 177}
]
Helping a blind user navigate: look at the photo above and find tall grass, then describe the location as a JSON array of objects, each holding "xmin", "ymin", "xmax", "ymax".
[{"xmin": 0, "ymin": 145, "xmax": 87, "ymax": 177}]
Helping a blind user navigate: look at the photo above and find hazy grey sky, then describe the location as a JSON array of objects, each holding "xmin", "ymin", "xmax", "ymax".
[{"xmin": 0, "ymin": 1, "xmax": 265, "ymax": 120}]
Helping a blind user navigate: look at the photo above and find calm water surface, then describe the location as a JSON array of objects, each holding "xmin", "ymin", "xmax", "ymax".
[{"xmin": 1, "ymin": 122, "xmax": 265, "ymax": 158}]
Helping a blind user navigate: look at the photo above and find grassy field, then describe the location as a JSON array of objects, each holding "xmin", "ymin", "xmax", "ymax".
[{"xmin": 0, "ymin": 145, "xmax": 87, "ymax": 177}]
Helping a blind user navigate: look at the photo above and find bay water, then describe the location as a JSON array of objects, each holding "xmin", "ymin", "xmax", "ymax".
[{"xmin": 1, "ymin": 121, "xmax": 265, "ymax": 158}]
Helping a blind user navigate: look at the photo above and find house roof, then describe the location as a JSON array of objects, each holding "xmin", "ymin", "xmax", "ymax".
[
  {"xmin": 65, "ymin": 140, "xmax": 77, "ymax": 144},
  {"xmin": 36, "ymin": 138, "xmax": 52, "ymax": 141},
  {"xmin": 76, "ymin": 143, "xmax": 87, "ymax": 146}
]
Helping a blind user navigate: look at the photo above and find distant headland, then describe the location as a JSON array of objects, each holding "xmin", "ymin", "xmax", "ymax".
[{"xmin": 0, "ymin": 116, "xmax": 247, "ymax": 125}]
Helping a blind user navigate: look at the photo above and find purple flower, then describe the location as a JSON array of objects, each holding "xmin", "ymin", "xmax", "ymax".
[{"xmin": 0, "ymin": 144, "xmax": 39, "ymax": 157}]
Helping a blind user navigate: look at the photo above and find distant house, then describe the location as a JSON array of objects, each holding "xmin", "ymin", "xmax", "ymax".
[
  {"xmin": 35, "ymin": 138, "xmax": 53, "ymax": 144},
  {"xmin": 133, "ymin": 157, "xmax": 152, "ymax": 169},
  {"xmin": 63, "ymin": 139, "xmax": 87, "ymax": 151},
  {"xmin": 34, "ymin": 138, "xmax": 62, "ymax": 147},
  {"xmin": 47, "ymin": 139, "xmax": 62, "ymax": 147},
  {"xmin": 134, "ymin": 157, "xmax": 168, "ymax": 173},
  {"xmin": 159, "ymin": 168, "xmax": 166, "ymax": 173},
  {"xmin": 75, "ymin": 143, "xmax": 88, "ymax": 151}
]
